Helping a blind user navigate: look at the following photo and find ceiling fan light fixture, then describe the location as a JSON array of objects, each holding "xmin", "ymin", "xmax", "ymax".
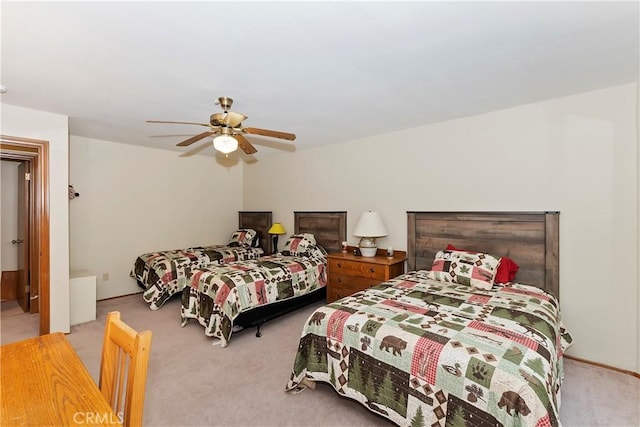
[
  {"xmin": 213, "ymin": 134, "xmax": 238, "ymax": 154},
  {"xmin": 148, "ymin": 96, "xmax": 295, "ymax": 155}
]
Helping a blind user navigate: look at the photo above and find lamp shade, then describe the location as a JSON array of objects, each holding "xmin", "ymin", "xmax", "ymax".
[
  {"xmin": 353, "ymin": 211, "xmax": 387, "ymax": 237},
  {"xmin": 213, "ymin": 135, "xmax": 238, "ymax": 154},
  {"xmin": 268, "ymin": 223, "xmax": 286, "ymax": 235}
]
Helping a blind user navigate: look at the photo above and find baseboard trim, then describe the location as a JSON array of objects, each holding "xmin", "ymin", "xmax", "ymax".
[
  {"xmin": 564, "ymin": 354, "xmax": 640, "ymax": 379},
  {"xmin": 97, "ymin": 291, "xmax": 143, "ymax": 302}
]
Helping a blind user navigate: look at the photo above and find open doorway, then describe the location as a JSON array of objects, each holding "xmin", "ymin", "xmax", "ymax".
[
  {"xmin": 1, "ymin": 159, "xmax": 33, "ymax": 312},
  {"xmin": 0, "ymin": 135, "xmax": 50, "ymax": 336}
]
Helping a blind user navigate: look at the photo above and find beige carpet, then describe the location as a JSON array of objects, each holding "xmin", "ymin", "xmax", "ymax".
[{"xmin": 1, "ymin": 295, "xmax": 639, "ymax": 427}]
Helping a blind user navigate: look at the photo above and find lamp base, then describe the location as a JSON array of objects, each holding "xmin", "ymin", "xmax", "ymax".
[
  {"xmin": 358, "ymin": 237, "xmax": 378, "ymax": 257},
  {"xmin": 359, "ymin": 247, "xmax": 377, "ymax": 257}
]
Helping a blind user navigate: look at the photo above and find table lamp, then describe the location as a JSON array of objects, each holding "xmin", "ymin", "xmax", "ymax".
[
  {"xmin": 268, "ymin": 222, "xmax": 286, "ymax": 254},
  {"xmin": 353, "ymin": 211, "xmax": 387, "ymax": 257}
]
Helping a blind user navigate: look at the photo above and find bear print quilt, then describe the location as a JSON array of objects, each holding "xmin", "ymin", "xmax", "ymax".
[{"xmin": 286, "ymin": 270, "xmax": 573, "ymax": 427}]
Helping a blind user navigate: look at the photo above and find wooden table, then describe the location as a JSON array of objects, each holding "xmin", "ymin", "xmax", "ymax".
[{"xmin": 1, "ymin": 332, "xmax": 121, "ymax": 426}]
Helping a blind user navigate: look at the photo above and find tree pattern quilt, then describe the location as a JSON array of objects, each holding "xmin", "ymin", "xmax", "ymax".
[
  {"xmin": 131, "ymin": 245, "xmax": 264, "ymax": 310},
  {"xmin": 286, "ymin": 270, "xmax": 573, "ymax": 427},
  {"xmin": 181, "ymin": 249, "xmax": 327, "ymax": 347}
]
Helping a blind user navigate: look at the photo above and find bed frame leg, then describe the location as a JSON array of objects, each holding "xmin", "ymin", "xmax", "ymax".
[{"xmin": 255, "ymin": 322, "xmax": 263, "ymax": 338}]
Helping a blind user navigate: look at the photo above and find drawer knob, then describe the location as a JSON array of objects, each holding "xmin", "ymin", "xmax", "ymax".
[
  {"xmin": 369, "ymin": 267, "xmax": 375, "ymax": 273},
  {"xmin": 337, "ymin": 263, "xmax": 342, "ymax": 268},
  {"xmin": 337, "ymin": 278, "xmax": 342, "ymax": 284}
]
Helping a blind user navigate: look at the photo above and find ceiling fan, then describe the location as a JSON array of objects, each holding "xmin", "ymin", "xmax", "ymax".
[{"xmin": 147, "ymin": 97, "xmax": 296, "ymax": 155}]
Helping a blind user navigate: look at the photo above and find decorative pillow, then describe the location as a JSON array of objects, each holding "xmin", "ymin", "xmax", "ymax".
[
  {"xmin": 307, "ymin": 244, "xmax": 328, "ymax": 260},
  {"xmin": 424, "ymin": 269, "xmax": 455, "ymax": 284},
  {"xmin": 430, "ymin": 249, "xmax": 500, "ymax": 290},
  {"xmin": 494, "ymin": 257, "xmax": 519, "ymax": 283},
  {"xmin": 446, "ymin": 244, "xmax": 519, "ymax": 283},
  {"xmin": 227, "ymin": 229, "xmax": 258, "ymax": 247},
  {"xmin": 281, "ymin": 233, "xmax": 317, "ymax": 256}
]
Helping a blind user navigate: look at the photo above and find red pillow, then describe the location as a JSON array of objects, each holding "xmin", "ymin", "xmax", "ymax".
[{"xmin": 446, "ymin": 244, "xmax": 519, "ymax": 284}]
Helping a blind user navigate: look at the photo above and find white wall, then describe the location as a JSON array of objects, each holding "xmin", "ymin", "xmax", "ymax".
[
  {"xmin": 243, "ymin": 83, "xmax": 639, "ymax": 372},
  {"xmin": 636, "ymin": 82, "xmax": 640, "ymax": 375},
  {"xmin": 1, "ymin": 104, "xmax": 70, "ymax": 333},
  {"xmin": 1, "ymin": 160, "xmax": 19, "ymax": 270},
  {"xmin": 69, "ymin": 136, "xmax": 243, "ymax": 299}
]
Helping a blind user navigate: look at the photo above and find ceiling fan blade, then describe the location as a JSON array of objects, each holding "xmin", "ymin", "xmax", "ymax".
[
  {"xmin": 147, "ymin": 120, "xmax": 210, "ymax": 127},
  {"xmin": 176, "ymin": 130, "xmax": 216, "ymax": 147},
  {"xmin": 235, "ymin": 134, "xmax": 257, "ymax": 155},
  {"xmin": 243, "ymin": 127, "xmax": 296, "ymax": 141}
]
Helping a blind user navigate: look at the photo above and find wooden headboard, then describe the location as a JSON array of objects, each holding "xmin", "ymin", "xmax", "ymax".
[
  {"xmin": 407, "ymin": 211, "xmax": 560, "ymax": 297},
  {"xmin": 294, "ymin": 211, "xmax": 347, "ymax": 254},
  {"xmin": 238, "ymin": 211, "xmax": 273, "ymax": 255}
]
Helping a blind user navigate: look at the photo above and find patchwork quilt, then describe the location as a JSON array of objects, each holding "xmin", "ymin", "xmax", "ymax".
[
  {"xmin": 286, "ymin": 270, "xmax": 573, "ymax": 427},
  {"xmin": 131, "ymin": 245, "xmax": 264, "ymax": 310},
  {"xmin": 181, "ymin": 250, "xmax": 327, "ymax": 347}
]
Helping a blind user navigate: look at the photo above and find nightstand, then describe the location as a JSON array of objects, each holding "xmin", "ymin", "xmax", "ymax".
[{"xmin": 326, "ymin": 249, "xmax": 407, "ymax": 303}]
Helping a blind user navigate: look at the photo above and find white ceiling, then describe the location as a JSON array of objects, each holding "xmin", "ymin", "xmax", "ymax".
[{"xmin": 2, "ymin": 1, "xmax": 638, "ymax": 158}]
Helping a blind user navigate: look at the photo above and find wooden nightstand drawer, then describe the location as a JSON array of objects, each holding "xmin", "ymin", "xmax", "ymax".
[
  {"xmin": 329, "ymin": 273, "xmax": 380, "ymax": 291},
  {"xmin": 327, "ymin": 284, "xmax": 367, "ymax": 303},
  {"xmin": 328, "ymin": 258, "xmax": 386, "ymax": 280}
]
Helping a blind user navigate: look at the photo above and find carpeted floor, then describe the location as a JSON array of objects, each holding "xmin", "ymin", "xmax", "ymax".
[{"xmin": 1, "ymin": 295, "xmax": 639, "ymax": 427}]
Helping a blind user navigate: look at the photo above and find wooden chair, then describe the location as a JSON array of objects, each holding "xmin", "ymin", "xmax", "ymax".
[{"xmin": 99, "ymin": 311, "xmax": 152, "ymax": 427}]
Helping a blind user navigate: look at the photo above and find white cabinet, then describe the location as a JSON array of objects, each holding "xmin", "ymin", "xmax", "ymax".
[{"xmin": 69, "ymin": 270, "xmax": 96, "ymax": 326}]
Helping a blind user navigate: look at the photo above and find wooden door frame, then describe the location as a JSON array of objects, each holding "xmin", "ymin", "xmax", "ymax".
[
  {"xmin": 16, "ymin": 160, "xmax": 31, "ymax": 313},
  {"xmin": 1, "ymin": 135, "xmax": 50, "ymax": 335}
]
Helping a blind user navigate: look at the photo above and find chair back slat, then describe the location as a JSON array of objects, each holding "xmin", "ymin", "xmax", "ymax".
[
  {"xmin": 99, "ymin": 311, "xmax": 152, "ymax": 427},
  {"xmin": 116, "ymin": 349, "xmax": 126, "ymax": 413}
]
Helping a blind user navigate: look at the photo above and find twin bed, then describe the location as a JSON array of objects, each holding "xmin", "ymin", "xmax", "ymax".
[
  {"xmin": 181, "ymin": 211, "xmax": 347, "ymax": 346},
  {"xmin": 286, "ymin": 211, "xmax": 572, "ymax": 427},
  {"xmin": 132, "ymin": 211, "xmax": 273, "ymax": 310}
]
